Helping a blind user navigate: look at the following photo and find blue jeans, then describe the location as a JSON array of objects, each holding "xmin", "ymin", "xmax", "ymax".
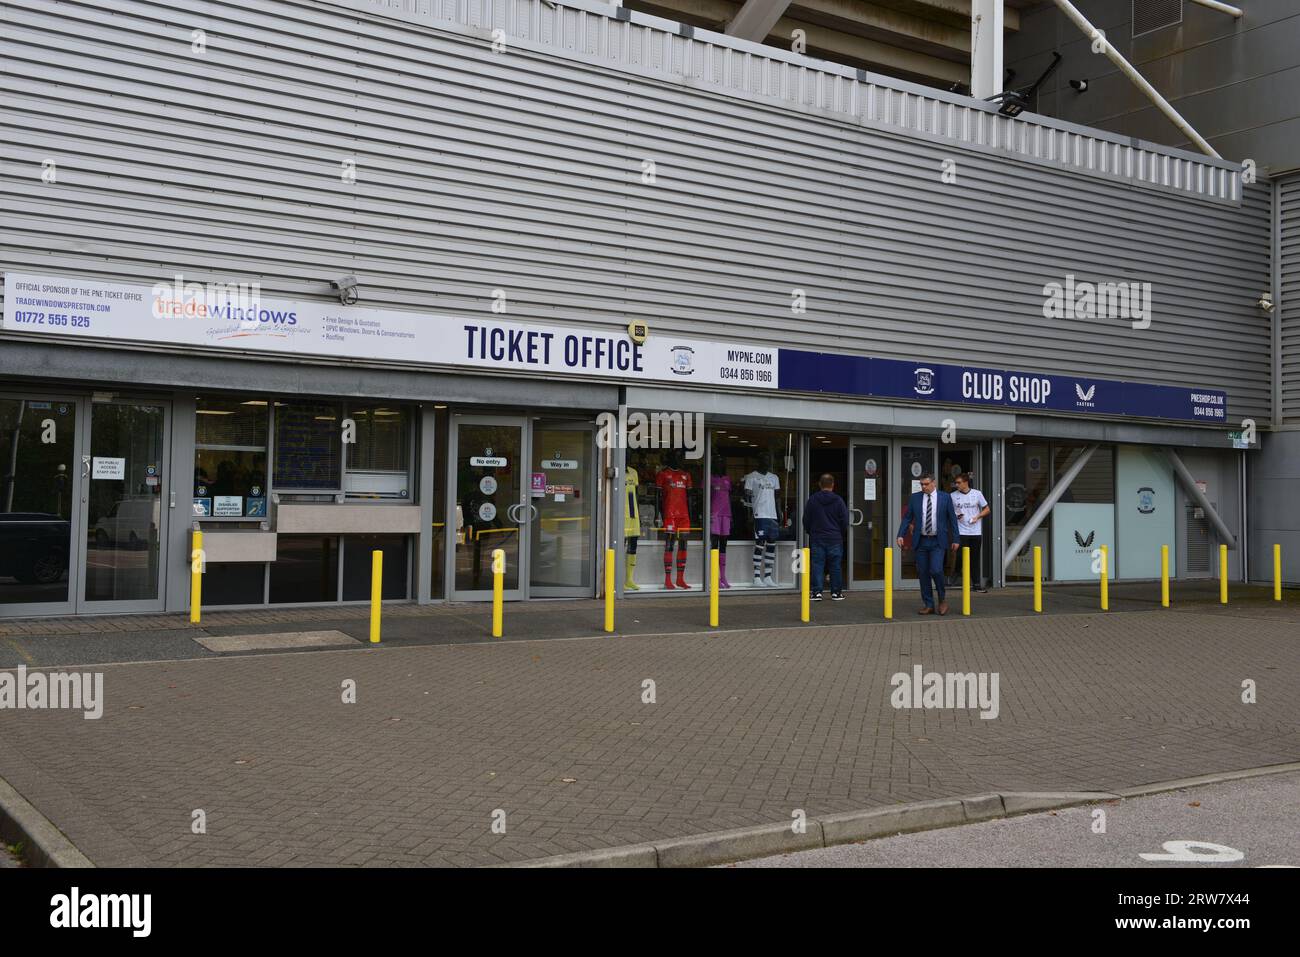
[
  {"xmin": 915, "ymin": 539, "xmax": 946, "ymax": 608},
  {"xmin": 811, "ymin": 540, "xmax": 843, "ymax": 595}
]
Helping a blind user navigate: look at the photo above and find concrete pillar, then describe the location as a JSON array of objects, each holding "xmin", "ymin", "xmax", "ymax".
[{"xmin": 971, "ymin": 0, "xmax": 1003, "ymax": 99}]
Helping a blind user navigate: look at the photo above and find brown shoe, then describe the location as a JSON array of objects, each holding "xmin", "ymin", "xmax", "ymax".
[
  {"xmin": 938, "ymin": 600, "xmax": 949, "ymax": 616},
  {"xmin": 918, "ymin": 606, "xmax": 935, "ymax": 615}
]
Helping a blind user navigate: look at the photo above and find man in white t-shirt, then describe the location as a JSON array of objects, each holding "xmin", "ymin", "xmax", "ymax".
[
  {"xmin": 743, "ymin": 452, "xmax": 781, "ymax": 586},
  {"xmin": 951, "ymin": 472, "xmax": 990, "ymax": 592}
]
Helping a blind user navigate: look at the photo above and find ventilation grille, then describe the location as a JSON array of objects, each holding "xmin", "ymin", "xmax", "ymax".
[
  {"xmin": 1185, "ymin": 505, "xmax": 1211, "ymax": 574},
  {"xmin": 1133, "ymin": 0, "xmax": 1183, "ymax": 38}
]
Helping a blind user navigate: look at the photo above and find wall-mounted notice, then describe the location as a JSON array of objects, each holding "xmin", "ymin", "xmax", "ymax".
[
  {"xmin": 92, "ymin": 457, "xmax": 125, "ymax": 480},
  {"xmin": 213, "ymin": 495, "xmax": 243, "ymax": 517}
]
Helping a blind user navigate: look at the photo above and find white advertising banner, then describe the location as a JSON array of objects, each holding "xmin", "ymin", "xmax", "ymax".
[{"xmin": 2, "ymin": 273, "xmax": 778, "ymax": 390}]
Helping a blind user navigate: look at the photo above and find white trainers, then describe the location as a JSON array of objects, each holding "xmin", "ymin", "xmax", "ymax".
[
  {"xmin": 752, "ymin": 576, "xmax": 764, "ymax": 588},
  {"xmin": 762, "ymin": 575, "xmax": 777, "ymax": 588}
]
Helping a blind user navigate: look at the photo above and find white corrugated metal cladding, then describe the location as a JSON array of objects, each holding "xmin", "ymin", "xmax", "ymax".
[{"xmin": 0, "ymin": 0, "xmax": 1276, "ymax": 422}]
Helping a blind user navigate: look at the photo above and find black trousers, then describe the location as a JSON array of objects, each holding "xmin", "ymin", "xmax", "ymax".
[{"xmin": 959, "ymin": 534, "xmax": 982, "ymax": 585}]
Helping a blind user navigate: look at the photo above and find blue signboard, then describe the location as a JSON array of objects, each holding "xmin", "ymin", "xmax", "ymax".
[{"xmin": 777, "ymin": 349, "xmax": 1227, "ymax": 424}]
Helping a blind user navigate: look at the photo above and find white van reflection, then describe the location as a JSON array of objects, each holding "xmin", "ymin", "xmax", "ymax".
[{"xmin": 93, "ymin": 497, "xmax": 159, "ymax": 550}]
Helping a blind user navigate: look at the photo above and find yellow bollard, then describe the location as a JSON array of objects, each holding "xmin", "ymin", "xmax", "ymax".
[
  {"xmin": 1033, "ymin": 545, "xmax": 1042, "ymax": 613},
  {"xmin": 710, "ymin": 548, "xmax": 720, "ymax": 628},
  {"xmin": 604, "ymin": 547, "xmax": 615, "ymax": 633},
  {"xmin": 491, "ymin": 548, "xmax": 505, "ymax": 638},
  {"xmin": 1100, "ymin": 544, "xmax": 1108, "ymax": 611},
  {"xmin": 1160, "ymin": 545, "xmax": 1170, "ymax": 608},
  {"xmin": 800, "ymin": 546, "xmax": 810, "ymax": 623},
  {"xmin": 369, "ymin": 549, "xmax": 383, "ymax": 643},
  {"xmin": 189, "ymin": 529, "xmax": 203, "ymax": 624},
  {"xmin": 1275, "ymin": 544, "xmax": 1283, "ymax": 602},
  {"xmin": 962, "ymin": 546, "xmax": 970, "ymax": 616},
  {"xmin": 1220, "ymin": 543, "xmax": 1228, "ymax": 604},
  {"xmin": 884, "ymin": 547, "xmax": 893, "ymax": 620}
]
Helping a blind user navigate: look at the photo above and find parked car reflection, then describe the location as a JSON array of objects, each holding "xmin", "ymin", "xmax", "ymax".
[{"xmin": 0, "ymin": 511, "xmax": 71, "ymax": 585}]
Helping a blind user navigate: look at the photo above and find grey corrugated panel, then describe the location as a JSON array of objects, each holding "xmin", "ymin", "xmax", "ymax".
[
  {"xmin": 1281, "ymin": 177, "xmax": 1300, "ymax": 420},
  {"xmin": 313, "ymin": 0, "xmax": 1240, "ymax": 201},
  {"xmin": 0, "ymin": 0, "xmax": 1272, "ymax": 421}
]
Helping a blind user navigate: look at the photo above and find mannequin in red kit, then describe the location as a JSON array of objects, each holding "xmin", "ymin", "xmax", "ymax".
[{"xmin": 655, "ymin": 450, "xmax": 693, "ymax": 589}]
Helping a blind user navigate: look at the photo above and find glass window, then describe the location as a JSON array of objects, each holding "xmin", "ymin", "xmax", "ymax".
[
  {"xmin": 269, "ymin": 535, "xmax": 339, "ymax": 603},
  {"xmin": 273, "ymin": 401, "xmax": 342, "ymax": 490},
  {"xmin": 0, "ymin": 397, "xmax": 76, "ymax": 605},
  {"xmin": 1051, "ymin": 444, "xmax": 1115, "ymax": 582},
  {"xmin": 343, "ymin": 534, "xmax": 410, "ymax": 600},
  {"xmin": 203, "ymin": 563, "xmax": 267, "ymax": 606},
  {"xmin": 345, "ymin": 404, "xmax": 411, "ymax": 499},
  {"xmin": 625, "ymin": 442, "xmax": 704, "ymax": 593},
  {"xmin": 1005, "ymin": 442, "xmax": 1051, "ymax": 582},
  {"xmin": 1053, "ymin": 444, "xmax": 1114, "ymax": 504},
  {"xmin": 194, "ymin": 397, "xmax": 268, "ymax": 518},
  {"xmin": 707, "ymin": 428, "xmax": 799, "ymax": 589}
]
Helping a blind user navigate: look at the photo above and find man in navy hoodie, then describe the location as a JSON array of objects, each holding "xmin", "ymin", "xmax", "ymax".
[{"xmin": 803, "ymin": 473, "xmax": 850, "ymax": 601}]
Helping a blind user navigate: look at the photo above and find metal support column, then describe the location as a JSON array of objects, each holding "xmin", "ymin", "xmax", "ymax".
[
  {"xmin": 990, "ymin": 437, "xmax": 1004, "ymax": 588},
  {"xmin": 1050, "ymin": 0, "xmax": 1220, "ymax": 157},
  {"xmin": 1163, "ymin": 447, "xmax": 1238, "ymax": 548},
  {"xmin": 415, "ymin": 404, "xmax": 437, "ymax": 603}
]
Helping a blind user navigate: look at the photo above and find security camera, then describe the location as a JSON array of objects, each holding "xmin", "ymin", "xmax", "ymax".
[
  {"xmin": 329, "ymin": 275, "xmax": 360, "ymax": 305},
  {"xmin": 1257, "ymin": 293, "xmax": 1274, "ymax": 313},
  {"xmin": 1069, "ymin": 78, "xmax": 1088, "ymax": 92}
]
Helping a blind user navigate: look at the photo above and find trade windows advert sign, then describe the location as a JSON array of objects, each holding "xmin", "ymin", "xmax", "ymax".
[{"xmin": 1, "ymin": 273, "xmax": 777, "ymax": 390}]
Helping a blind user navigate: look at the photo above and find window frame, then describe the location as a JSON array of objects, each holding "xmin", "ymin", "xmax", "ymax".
[{"xmin": 193, "ymin": 396, "xmax": 271, "ymax": 523}]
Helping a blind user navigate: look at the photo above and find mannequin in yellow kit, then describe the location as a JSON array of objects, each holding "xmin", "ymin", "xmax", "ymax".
[{"xmin": 624, "ymin": 464, "xmax": 641, "ymax": 590}]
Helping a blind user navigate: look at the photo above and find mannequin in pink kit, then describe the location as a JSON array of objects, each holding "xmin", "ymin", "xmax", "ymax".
[{"xmin": 710, "ymin": 454, "xmax": 733, "ymax": 588}]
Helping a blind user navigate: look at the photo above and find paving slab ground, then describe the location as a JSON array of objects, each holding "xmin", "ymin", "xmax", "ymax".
[{"xmin": 0, "ymin": 594, "xmax": 1296, "ymax": 867}]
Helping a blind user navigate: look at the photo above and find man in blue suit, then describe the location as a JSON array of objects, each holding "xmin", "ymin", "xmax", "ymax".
[{"xmin": 896, "ymin": 472, "xmax": 961, "ymax": 615}]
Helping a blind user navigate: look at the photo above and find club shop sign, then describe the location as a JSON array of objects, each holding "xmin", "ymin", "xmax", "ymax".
[
  {"xmin": 778, "ymin": 350, "xmax": 1228, "ymax": 424},
  {"xmin": 2, "ymin": 273, "xmax": 778, "ymax": 390}
]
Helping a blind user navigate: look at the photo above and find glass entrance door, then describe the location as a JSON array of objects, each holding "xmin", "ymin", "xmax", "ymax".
[
  {"xmin": 528, "ymin": 421, "xmax": 594, "ymax": 597},
  {"xmin": 897, "ymin": 442, "xmax": 938, "ymax": 584},
  {"xmin": 0, "ymin": 396, "xmax": 79, "ymax": 615},
  {"xmin": 849, "ymin": 442, "xmax": 889, "ymax": 588},
  {"xmin": 79, "ymin": 401, "xmax": 169, "ymax": 610},
  {"xmin": 449, "ymin": 416, "xmax": 526, "ymax": 600}
]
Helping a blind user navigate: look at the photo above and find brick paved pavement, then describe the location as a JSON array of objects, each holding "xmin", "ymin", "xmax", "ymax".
[
  {"xmin": 1, "ymin": 580, "xmax": 1295, "ymax": 669},
  {"xmin": 0, "ymin": 601, "xmax": 1296, "ymax": 867}
]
